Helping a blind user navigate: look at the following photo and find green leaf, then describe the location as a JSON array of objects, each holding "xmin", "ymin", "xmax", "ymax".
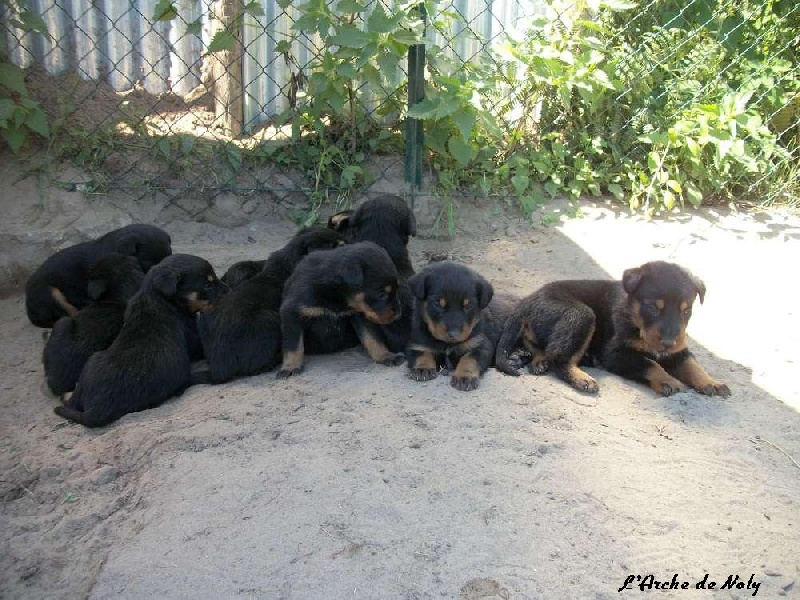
[
  {"xmin": 330, "ymin": 25, "xmax": 369, "ymax": 48},
  {"xmin": 2, "ymin": 126, "xmax": 27, "ymax": 153},
  {"xmin": 607, "ymin": 183, "xmax": 624, "ymax": 200},
  {"xmin": 20, "ymin": 9, "xmax": 50, "ymax": 37},
  {"xmin": 367, "ymin": 4, "xmax": 394, "ymax": 33},
  {"xmin": 340, "ymin": 165, "xmax": 362, "ymax": 188},
  {"xmin": 451, "ymin": 110, "xmax": 475, "ymax": 141},
  {"xmin": 337, "ymin": 0, "xmax": 367, "ymax": 12},
  {"xmin": 186, "ymin": 18, "xmax": 203, "ymax": 36},
  {"xmin": 335, "ymin": 62, "xmax": 357, "ymax": 79},
  {"xmin": 207, "ymin": 30, "xmax": 236, "ymax": 53},
  {"xmin": 685, "ymin": 182, "xmax": 703, "ymax": 207},
  {"xmin": 277, "ymin": 0, "xmax": 293, "ymax": 8},
  {"xmin": 647, "ymin": 151, "xmax": 660, "ymax": 172},
  {"xmin": 0, "ymin": 98, "xmax": 15, "ymax": 122},
  {"xmin": 157, "ymin": 137, "xmax": 171, "ymax": 160},
  {"xmin": 407, "ymin": 97, "xmax": 439, "ymax": 119},
  {"xmin": 447, "ymin": 135, "xmax": 474, "ymax": 167},
  {"xmin": 275, "ymin": 40, "xmax": 292, "ymax": 54},
  {"xmin": 0, "ymin": 64, "xmax": 27, "ymax": 95},
  {"xmin": 24, "ymin": 108, "xmax": 49, "ymax": 137},
  {"xmin": 666, "ymin": 179, "xmax": 682, "ymax": 194},
  {"xmin": 511, "ymin": 173, "xmax": 530, "ymax": 196},
  {"xmin": 152, "ymin": 0, "xmax": 177, "ymax": 21},
  {"xmin": 244, "ymin": 1, "xmax": 265, "ymax": 17},
  {"xmin": 663, "ymin": 189, "xmax": 676, "ymax": 210}
]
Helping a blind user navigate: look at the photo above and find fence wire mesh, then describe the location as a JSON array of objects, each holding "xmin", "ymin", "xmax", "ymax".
[{"xmin": 1, "ymin": 0, "xmax": 798, "ymax": 218}]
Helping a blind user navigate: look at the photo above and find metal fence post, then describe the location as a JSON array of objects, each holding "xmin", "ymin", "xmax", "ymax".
[{"xmin": 405, "ymin": 3, "xmax": 427, "ymax": 199}]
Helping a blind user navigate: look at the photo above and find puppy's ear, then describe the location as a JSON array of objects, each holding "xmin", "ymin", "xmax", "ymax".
[
  {"xmin": 114, "ymin": 234, "xmax": 138, "ymax": 257},
  {"xmin": 684, "ymin": 268, "xmax": 706, "ymax": 304},
  {"xmin": 407, "ymin": 209, "xmax": 417, "ymax": 237},
  {"xmin": 151, "ymin": 267, "xmax": 179, "ymax": 297},
  {"xmin": 87, "ymin": 279, "xmax": 108, "ymax": 300},
  {"xmin": 341, "ymin": 262, "xmax": 363, "ymax": 288},
  {"xmin": 409, "ymin": 272, "xmax": 427, "ymax": 300},
  {"xmin": 328, "ymin": 211, "xmax": 352, "ymax": 232},
  {"xmin": 475, "ymin": 276, "xmax": 494, "ymax": 309},
  {"xmin": 622, "ymin": 267, "xmax": 644, "ymax": 294}
]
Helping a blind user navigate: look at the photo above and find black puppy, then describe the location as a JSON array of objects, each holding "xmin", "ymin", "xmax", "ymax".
[
  {"xmin": 26, "ymin": 224, "xmax": 172, "ymax": 327},
  {"xmin": 196, "ymin": 228, "xmax": 345, "ymax": 383},
  {"xmin": 220, "ymin": 259, "xmax": 266, "ymax": 289},
  {"xmin": 328, "ymin": 194, "xmax": 416, "ymax": 278},
  {"xmin": 277, "ymin": 242, "xmax": 404, "ymax": 378},
  {"xmin": 495, "ymin": 261, "xmax": 731, "ymax": 397},
  {"xmin": 406, "ymin": 262, "xmax": 513, "ymax": 391},
  {"xmin": 53, "ymin": 254, "xmax": 223, "ymax": 428},
  {"xmin": 43, "ymin": 255, "xmax": 144, "ymax": 396}
]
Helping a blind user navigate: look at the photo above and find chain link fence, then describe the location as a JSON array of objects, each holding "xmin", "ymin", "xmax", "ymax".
[{"xmin": 1, "ymin": 0, "xmax": 798, "ymax": 218}]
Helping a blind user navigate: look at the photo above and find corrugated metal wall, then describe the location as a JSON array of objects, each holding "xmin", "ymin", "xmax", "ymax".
[{"xmin": 3, "ymin": 0, "xmax": 545, "ymax": 131}]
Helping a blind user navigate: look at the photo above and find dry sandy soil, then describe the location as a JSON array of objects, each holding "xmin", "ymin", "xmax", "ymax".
[{"xmin": 1, "ymin": 163, "xmax": 799, "ymax": 599}]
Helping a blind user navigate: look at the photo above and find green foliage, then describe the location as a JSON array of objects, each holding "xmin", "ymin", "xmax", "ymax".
[
  {"xmin": 0, "ymin": 2, "xmax": 51, "ymax": 153},
  {"xmin": 412, "ymin": 0, "xmax": 798, "ymax": 215}
]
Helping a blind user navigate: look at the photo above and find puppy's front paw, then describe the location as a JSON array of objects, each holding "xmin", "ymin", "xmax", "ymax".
[
  {"xmin": 659, "ymin": 380, "xmax": 685, "ymax": 396},
  {"xmin": 495, "ymin": 356, "xmax": 521, "ymax": 377},
  {"xmin": 276, "ymin": 367, "xmax": 303, "ymax": 379},
  {"xmin": 698, "ymin": 381, "xmax": 731, "ymax": 397},
  {"xmin": 378, "ymin": 352, "xmax": 406, "ymax": 367},
  {"xmin": 529, "ymin": 358, "xmax": 550, "ymax": 375},
  {"xmin": 409, "ymin": 368, "xmax": 437, "ymax": 382},
  {"xmin": 450, "ymin": 375, "xmax": 479, "ymax": 391}
]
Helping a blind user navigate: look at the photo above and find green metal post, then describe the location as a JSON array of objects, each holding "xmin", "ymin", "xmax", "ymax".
[{"xmin": 405, "ymin": 4, "xmax": 426, "ymax": 200}]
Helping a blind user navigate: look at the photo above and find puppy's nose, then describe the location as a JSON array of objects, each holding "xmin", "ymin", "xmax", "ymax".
[{"xmin": 447, "ymin": 327, "xmax": 462, "ymax": 340}]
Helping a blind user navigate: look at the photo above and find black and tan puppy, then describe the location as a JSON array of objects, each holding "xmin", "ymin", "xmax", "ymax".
[
  {"xmin": 43, "ymin": 255, "xmax": 144, "ymax": 396},
  {"xmin": 406, "ymin": 262, "xmax": 512, "ymax": 391},
  {"xmin": 26, "ymin": 224, "xmax": 172, "ymax": 327},
  {"xmin": 277, "ymin": 241, "xmax": 404, "ymax": 378},
  {"xmin": 495, "ymin": 260, "xmax": 731, "ymax": 397},
  {"xmin": 302, "ymin": 194, "xmax": 417, "ymax": 356},
  {"xmin": 53, "ymin": 254, "xmax": 223, "ymax": 428},
  {"xmin": 195, "ymin": 227, "xmax": 345, "ymax": 383}
]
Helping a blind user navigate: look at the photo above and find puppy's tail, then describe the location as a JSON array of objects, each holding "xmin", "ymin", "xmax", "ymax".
[
  {"xmin": 495, "ymin": 313, "xmax": 524, "ymax": 376},
  {"xmin": 54, "ymin": 403, "xmax": 115, "ymax": 428},
  {"xmin": 54, "ymin": 404, "xmax": 85, "ymax": 425}
]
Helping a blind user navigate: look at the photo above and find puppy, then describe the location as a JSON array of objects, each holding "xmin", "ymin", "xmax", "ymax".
[
  {"xmin": 328, "ymin": 194, "xmax": 417, "ymax": 353},
  {"xmin": 43, "ymin": 255, "xmax": 144, "ymax": 396},
  {"xmin": 406, "ymin": 262, "xmax": 512, "ymax": 391},
  {"xmin": 196, "ymin": 227, "xmax": 345, "ymax": 383},
  {"xmin": 220, "ymin": 259, "xmax": 266, "ymax": 290},
  {"xmin": 53, "ymin": 254, "xmax": 223, "ymax": 428},
  {"xmin": 26, "ymin": 224, "xmax": 172, "ymax": 327},
  {"xmin": 495, "ymin": 261, "xmax": 731, "ymax": 397},
  {"xmin": 301, "ymin": 195, "xmax": 418, "ymax": 356},
  {"xmin": 328, "ymin": 194, "xmax": 416, "ymax": 278},
  {"xmin": 277, "ymin": 241, "xmax": 404, "ymax": 378}
]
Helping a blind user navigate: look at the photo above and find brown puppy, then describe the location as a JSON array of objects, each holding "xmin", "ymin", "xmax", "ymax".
[{"xmin": 495, "ymin": 261, "xmax": 730, "ymax": 397}]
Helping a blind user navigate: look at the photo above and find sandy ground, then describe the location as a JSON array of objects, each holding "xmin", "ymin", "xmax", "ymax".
[{"xmin": 1, "ymin": 185, "xmax": 800, "ymax": 599}]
